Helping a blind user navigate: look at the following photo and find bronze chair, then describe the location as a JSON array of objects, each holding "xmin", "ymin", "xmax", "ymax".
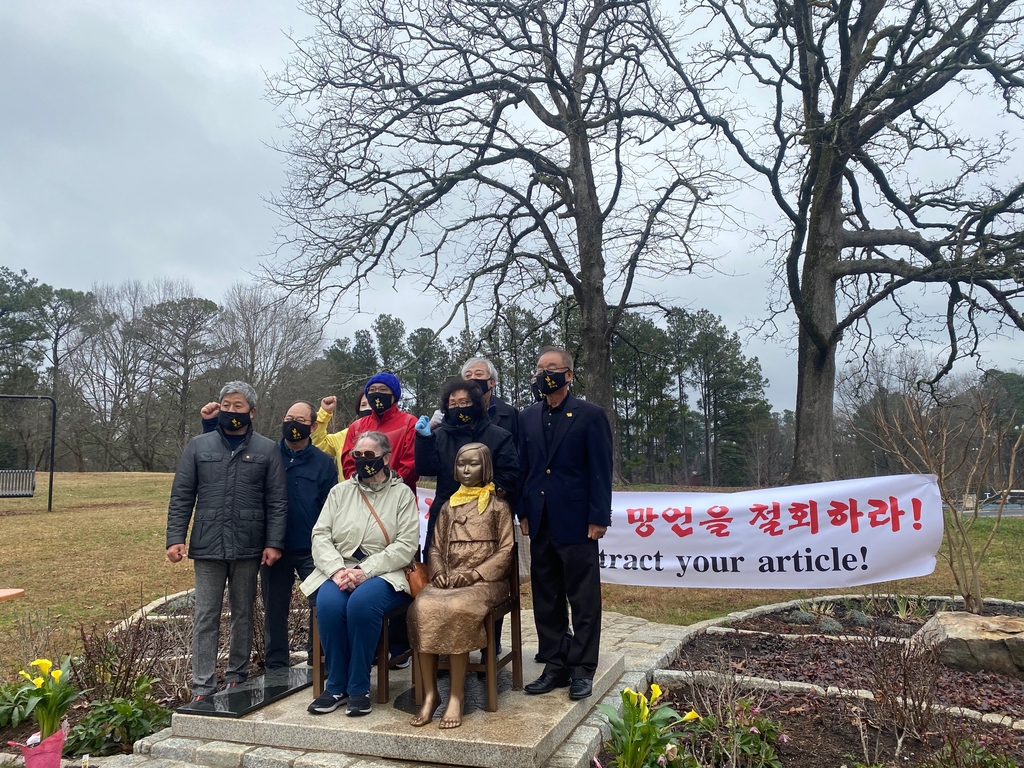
[
  {"xmin": 415, "ymin": 541, "xmax": 523, "ymax": 712},
  {"xmin": 311, "ymin": 602, "xmax": 413, "ymax": 704}
]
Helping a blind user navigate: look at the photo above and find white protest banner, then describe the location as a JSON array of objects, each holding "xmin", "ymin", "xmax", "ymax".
[
  {"xmin": 414, "ymin": 474, "xmax": 942, "ymax": 589},
  {"xmin": 597, "ymin": 474, "xmax": 942, "ymax": 589}
]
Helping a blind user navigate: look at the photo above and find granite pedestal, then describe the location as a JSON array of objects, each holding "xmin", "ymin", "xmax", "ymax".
[{"xmin": 171, "ymin": 649, "xmax": 623, "ymax": 768}]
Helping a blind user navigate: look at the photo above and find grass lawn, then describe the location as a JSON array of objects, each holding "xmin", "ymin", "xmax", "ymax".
[{"xmin": 2, "ymin": 473, "xmax": 1023, "ymax": 673}]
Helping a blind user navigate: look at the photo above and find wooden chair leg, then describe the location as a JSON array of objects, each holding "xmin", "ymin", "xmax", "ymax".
[
  {"xmin": 376, "ymin": 614, "xmax": 390, "ymax": 704},
  {"xmin": 484, "ymin": 619, "xmax": 498, "ymax": 712},
  {"xmin": 412, "ymin": 650, "xmax": 423, "ymax": 706},
  {"xmin": 312, "ymin": 611, "xmax": 324, "ymax": 696},
  {"xmin": 511, "ymin": 603, "xmax": 523, "ymax": 690}
]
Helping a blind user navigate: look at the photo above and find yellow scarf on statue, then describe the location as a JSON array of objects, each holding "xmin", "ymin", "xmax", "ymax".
[{"xmin": 448, "ymin": 482, "xmax": 495, "ymax": 514}]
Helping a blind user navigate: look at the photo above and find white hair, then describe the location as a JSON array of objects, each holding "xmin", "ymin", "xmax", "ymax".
[
  {"xmin": 219, "ymin": 381, "xmax": 258, "ymax": 409},
  {"xmin": 461, "ymin": 356, "xmax": 498, "ymax": 381}
]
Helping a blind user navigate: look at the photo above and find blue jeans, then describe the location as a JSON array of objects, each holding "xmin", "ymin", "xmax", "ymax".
[{"xmin": 316, "ymin": 576, "xmax": 410, "ymax": 697}]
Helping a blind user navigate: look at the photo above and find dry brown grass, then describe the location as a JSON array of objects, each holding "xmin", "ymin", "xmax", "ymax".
[
  {"xmin": 0, "ymin": 473, "xmax": 195, "ymax": 671},
  {"xmin": 2, "ymin": 473, "xmax": 1022, "ymax": 673}
]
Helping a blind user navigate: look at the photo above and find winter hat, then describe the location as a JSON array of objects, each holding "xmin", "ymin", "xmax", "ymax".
[{"xmin": 364, "ymin": 372, "xmax": 402, "ymax": 403}]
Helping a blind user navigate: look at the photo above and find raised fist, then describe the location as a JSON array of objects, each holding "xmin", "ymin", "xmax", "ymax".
[
  {"xmin": 200, "ymin": 402, "xmax": 220, "ymax": 419},
  {"xmin": 321, "ymin": 395, "xmax": 337, "ymax": 414}
]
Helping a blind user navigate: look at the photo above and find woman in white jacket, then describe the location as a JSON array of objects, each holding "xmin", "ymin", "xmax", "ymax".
[{"xmin": 300, "ymin": 431, "xmax": 419, "ymax": 717}]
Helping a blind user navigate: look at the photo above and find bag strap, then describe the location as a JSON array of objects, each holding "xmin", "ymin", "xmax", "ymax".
[{"xmin": 357, "ymin": 487, "xmax": 391, "ymax": 547}]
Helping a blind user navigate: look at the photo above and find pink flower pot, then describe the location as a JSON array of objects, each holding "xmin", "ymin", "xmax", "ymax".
[{"xmin": 8, "ymin": 729, "xmax": 65, "ymax": 768}]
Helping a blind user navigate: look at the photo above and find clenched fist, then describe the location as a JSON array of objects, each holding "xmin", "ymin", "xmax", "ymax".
[
  {"xmin": 200, "ymin": 402, "xmax": 220, "ymax": 419},
  {"xmin": 321, "ymin": 395, "xmax": 337, "ymax": 414}
]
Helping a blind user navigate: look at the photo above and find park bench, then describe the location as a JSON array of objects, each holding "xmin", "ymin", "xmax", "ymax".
[{"xmin": 0, "ymin": 469, "xmax": 36, "ymax": 497}]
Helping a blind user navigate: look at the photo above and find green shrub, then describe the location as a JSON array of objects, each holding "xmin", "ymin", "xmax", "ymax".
[
  {"xmin": 0, "ymin": 680, "xmax": 33, "ymax": 729},
  {"xmin": 819, "ymin": 617, "xmax": 844, "ymax": 635},
  {"xmin": 64, "ymin": 676, "xmax": 171, "ymax": 757}
]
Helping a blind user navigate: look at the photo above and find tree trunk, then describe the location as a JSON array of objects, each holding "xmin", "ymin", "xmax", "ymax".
[
  {"xmin": 570, "ymin": 125, "xmax": 622, "ymax": 480},
  {"xmin": 790, "ymin": 173, "xmax": 842, "ymax": 484}
]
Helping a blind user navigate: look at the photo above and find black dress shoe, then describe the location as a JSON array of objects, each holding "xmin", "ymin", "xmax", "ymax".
[
  {"xmin": 524, "ymin": 673, "xmax": 571, "ymax": 695},
  {"xmin": 569, "ymin": 678, "xmax": 593, "ymax": 700}
]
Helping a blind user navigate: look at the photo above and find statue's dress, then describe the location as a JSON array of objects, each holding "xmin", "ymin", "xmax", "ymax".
[{"xmin": 408, "ymin": 496, "xmax": 514, "ymax": 654}]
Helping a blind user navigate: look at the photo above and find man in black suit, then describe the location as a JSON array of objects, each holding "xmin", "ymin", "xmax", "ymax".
[{"xmin": 517, "ymin": 346, "xmax": 613, "ymax": 701}]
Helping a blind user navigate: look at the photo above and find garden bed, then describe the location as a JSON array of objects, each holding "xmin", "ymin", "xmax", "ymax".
[{"xmin": 597, "ymin": 689, "xmax": 1024, "ymax": 768}]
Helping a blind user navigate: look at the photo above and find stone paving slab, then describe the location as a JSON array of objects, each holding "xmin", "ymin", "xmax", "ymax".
[
  {"xmin": 173, "ymin": 648, "xmax": 623, "ymax": 768},
  {"xmin": 115, "ymin": 610, "xmax": 701, "ymax": 768}
]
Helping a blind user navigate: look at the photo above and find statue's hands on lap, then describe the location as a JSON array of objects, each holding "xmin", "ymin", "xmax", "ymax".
[
  {"xmin": 449, "ymin": 569, "xmax": 480, "ymax": 588},
  {"xmin": 432, "ymin": 572, "xmax": 450, "ymax": 589}
]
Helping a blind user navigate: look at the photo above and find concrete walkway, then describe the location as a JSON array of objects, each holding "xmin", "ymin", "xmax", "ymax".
[{"xmin": 103, "ymin": 610, "xmax": 702, "ymax": 768}]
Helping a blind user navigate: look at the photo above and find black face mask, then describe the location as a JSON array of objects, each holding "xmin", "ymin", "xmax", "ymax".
[
  {"xmin": 282, "ymin": 420, "xmax": 312, "ymax": 443},
  {"xmin": 535, "ymin": 369, "xmax": 568, "ymax": 396},
  {"xmin": 367, "ymin": 392, "xmax": 394, "ymax": 416},
  {"xmin": 219, "ymin": 410, "xmax": 251, "ymax": 432},
  {"xmin": 354, "ymin": 455, "xmax": 387, "ymax": 479},
  {"xmin": 446, "ymin": 406, "xmax": 476, "ymax": 426},
  {"xmin": 530, "ymin": 379, "xmax": 545, "ymax": 401},
  {"xmin": 471, "ymin": 378, "xmax": 490, "ymax": 394},
  {"xmin": 357, "ymin": 408, "xmax": 373, "ymax": 418}
]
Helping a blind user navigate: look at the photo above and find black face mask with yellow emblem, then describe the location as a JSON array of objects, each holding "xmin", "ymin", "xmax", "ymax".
[
  {"xmin": 368, "ymin": 392, "xmax": 394, "ymax": 417},
  {"xmin": 535, "ymin": 369, "xmax": 567, "ymax": 396},
  {"xmin": 282, "ymin": 420, "xmax": 312, "ymax": 443},
  {"xmin": 218, "ymin": 410, "xmax": 251, "ymax": 432},
  {"xmin": 354, "ymin": 455, "xmax": 386, "ymax": 478},
  {"xmin": 446, "ymin": 406, "xmax": 476, "ymax": 426}
]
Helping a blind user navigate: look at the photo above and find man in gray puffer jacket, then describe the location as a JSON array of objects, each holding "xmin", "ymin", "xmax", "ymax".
[{"xmin": 166, "ymin": 381, "xmax": 288, "ymax": 701}]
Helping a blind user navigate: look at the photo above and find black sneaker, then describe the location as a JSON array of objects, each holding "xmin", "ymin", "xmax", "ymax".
[
  {"xmin": 346, "ymin": 694, "xmax": 372, "ymax": 716},
  {"xmin": 307, "ymin": 691, "xmax": 347, "ymax": 714}
]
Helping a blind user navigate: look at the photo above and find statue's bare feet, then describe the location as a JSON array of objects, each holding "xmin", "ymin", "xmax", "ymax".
[
  {"xmin": 410, "ymin": 692, "xmax": 439, "ymax": 727},
  {"xmin": 439, "ymin": 698, "xmax": 463, "ymax": 729}
]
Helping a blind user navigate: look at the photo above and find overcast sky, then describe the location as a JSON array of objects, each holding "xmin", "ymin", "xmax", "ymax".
[{"xmin": 2, "ymin": 1, "xmax": 1020, "ymax": 412}]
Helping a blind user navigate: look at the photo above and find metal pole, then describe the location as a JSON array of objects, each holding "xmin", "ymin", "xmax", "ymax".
[{"xmin": 0, "ymin": 394, "xmax": 57, "ymax": 511}]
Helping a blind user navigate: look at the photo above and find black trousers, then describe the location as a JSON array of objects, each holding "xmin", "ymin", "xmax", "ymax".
[
  {"xmin": 530, "ymin": 513, "xmax": 602, "ymax": 679},
  {"xmin": 260, "ymin": 549, "xmax": 316, "ymax": 671}
]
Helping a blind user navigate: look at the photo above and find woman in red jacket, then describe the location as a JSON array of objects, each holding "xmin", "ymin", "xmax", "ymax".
[{"xmin": 340, "ymin": 373, "xmax": 419, "ymax": 493}]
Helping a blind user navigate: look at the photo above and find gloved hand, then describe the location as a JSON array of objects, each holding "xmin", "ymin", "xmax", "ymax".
[
  {"xmin": 429, "ymin": 409, "xmax": 444, "ymax": 429},
  {"xmin": 415, "ymin": 415, "xmax": 432, "ymax": 437}
]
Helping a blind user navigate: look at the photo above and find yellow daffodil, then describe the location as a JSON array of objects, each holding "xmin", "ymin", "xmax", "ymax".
[
  {"xmin": 32, "ymin": 676, "xmax": 44, "ymax": 688},
  {"xmin": 650, "ymin": 683, "xmax": 663, "ymax": 703},
  {"xmin": 51, "ymin": 669, "xmax": 62, "ymax": 684},
  {"xmin": 682, "ymin": 709, "xmax": 701, "ymax": 722},
  {"xmin": 30, "ymin": 659, "xmax": 53, "ymax": 676}
]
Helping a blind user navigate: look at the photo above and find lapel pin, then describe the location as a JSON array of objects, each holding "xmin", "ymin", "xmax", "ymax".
[{"xmin": 566, "ymin": 412, "xmax": 573, "ymax": 417}]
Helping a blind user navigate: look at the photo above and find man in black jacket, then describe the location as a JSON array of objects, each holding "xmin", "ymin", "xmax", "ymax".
[
  {"xmin": 517, "ymin": 348, "xmax": 612, "ymax": 702},
  {"xmin": 167, "ymin": 381, "xmax": 288, "ymax": 701},
  {"xmin": 200, "ymin": 399, "xmax": 338, "ymax": 671},
  {"xmin": 462, "ymin": 356, "xmax": 519, "ymax": 447}
]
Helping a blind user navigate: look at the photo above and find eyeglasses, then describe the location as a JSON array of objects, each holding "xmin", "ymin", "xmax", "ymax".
[
  {"xmin": 534, "ymin": 366, "xmax": 570, "ymax": 374},
  {"xmin": 448, "ymin": 400, "xmax": 474, "ymax": 408},
  {"xmin": 283, "ymin": 417, "xmax": 311, "ymax": 425},
  {"xmin": 351, "ymin": 450, "xmax": 387, "ymax": 459},
  {"xmin": 367, "ymin": 386, "xmax": 392, "ymax": 394}
]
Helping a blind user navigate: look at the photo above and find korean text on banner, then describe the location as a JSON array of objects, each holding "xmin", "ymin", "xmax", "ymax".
[{"xmin": 597, "ymin": 474, "xmax": 942, "ymax": 589}]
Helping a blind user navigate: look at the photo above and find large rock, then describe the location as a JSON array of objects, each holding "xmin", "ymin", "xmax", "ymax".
[{"xmin": 916, "ymin": 611, "xmax": 1024, "ymax": 679}]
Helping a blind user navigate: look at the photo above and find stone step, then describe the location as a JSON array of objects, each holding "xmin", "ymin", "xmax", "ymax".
[{"xmin": 151, "ymin": 649, "xmax": 624, "ymax": 768}]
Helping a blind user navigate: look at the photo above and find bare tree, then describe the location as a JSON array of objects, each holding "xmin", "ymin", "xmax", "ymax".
[
  {"xmin": 864, "ymin": 382, "xmax": 1022, "ymax": 613},
  {"xmin": 69, "ymin": 282, "xmax": 175, "ymax": 471},
  {"xmin": 215, "ymin": 282, "xmax": 325, "ymax": 405},
  {"xmin": 659, "ymin": 0, "xmax": 1024, "ymax": 483},
  {"xmin": 267, "ymin": 0, "xmax": 721, "ymax": 467}
]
